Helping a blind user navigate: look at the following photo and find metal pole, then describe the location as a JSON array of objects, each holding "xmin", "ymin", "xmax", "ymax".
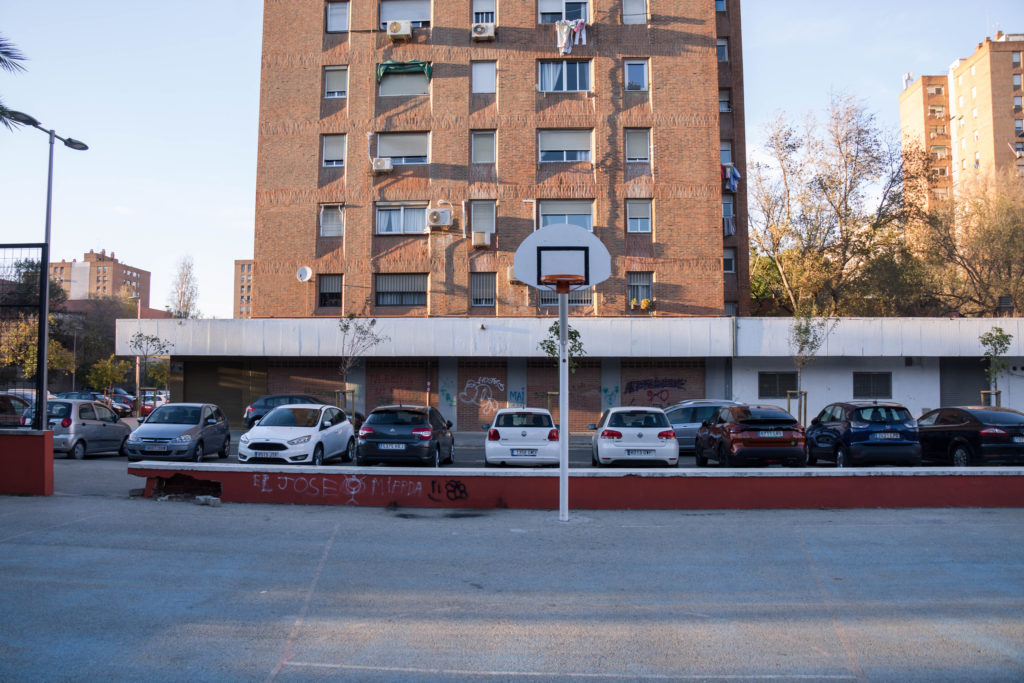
[
  {"xmin": 135, "ymin": 298, "xmax": 142, "ymax": 417},
  {"xmin": 33, "ymin": 132, "xmax": 56, "ymax": 431},
  {"xmin": 558, "ymin": 291, "xmax": 569, "ymax": 522}
]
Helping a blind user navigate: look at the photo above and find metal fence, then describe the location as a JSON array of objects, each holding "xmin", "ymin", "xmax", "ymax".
[{"xmin": 0, "ymin": 243, "xmax": 49, "ymax": 429}]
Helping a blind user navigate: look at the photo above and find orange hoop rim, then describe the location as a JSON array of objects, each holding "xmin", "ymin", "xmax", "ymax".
[{"xmin": 539, "ymin": 274, "xmax": 586, "ymax": 286}]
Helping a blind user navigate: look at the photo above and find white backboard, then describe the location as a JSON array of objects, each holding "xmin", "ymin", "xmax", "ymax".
[{"xmin": 513, "ymin": 223, "xmax": 612, "ymax": 290}]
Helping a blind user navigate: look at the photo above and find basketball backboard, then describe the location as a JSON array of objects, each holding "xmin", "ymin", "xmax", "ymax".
[{"xmin": 513, "ymin": 223, "xmax": 611, "ymax": 290}]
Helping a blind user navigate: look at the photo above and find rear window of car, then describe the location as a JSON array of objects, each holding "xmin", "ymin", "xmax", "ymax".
[
  {"xmin": 366, "ymin": 410, "xmax": 428, "ymax": 426},
  {"xmin": 608, "ymin": 411, "xmax": 669, "ymax": 428},
  {"xmin": 966, "ymin": 409, "xmax": 1024, "ymax": 425},
  {"xmin": 261, "ymin": 407, "xmax": 321, "ymax": 427},
  {"xmin": 736, "ymin": 407, "xmax": 794, "ymax": 421},
  {"xmin": 47, "ymin": 402, "xmax": 71, "ymax": 419},
  {"xmin": 496, "ymin": 412, "xmax": 552, "ymax": 428},
  {"xmin": 853, "ymin": 406, "xmax": 912, "ymax": 423}
]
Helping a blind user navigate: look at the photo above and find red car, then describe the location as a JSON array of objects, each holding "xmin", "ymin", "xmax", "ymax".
[{"xmin": 695, "ymin": 404, "xmax": 805, "ymax": 467}]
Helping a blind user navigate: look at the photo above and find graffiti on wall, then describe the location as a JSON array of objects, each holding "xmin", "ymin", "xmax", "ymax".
[
  {"xmin": 624, "ymin": 378, "xmax": 688, "ymax": 407},
  {"xmin": 602, "ymin": 386, "xmax": 620, "ymax": 408},
  {"xmin": 250, "ymin": 473, "xmax": 470, "ymax": 505},
  {"xmin": 508, "ymin": 389, "xmax": 526, "ymax": 408},
  {"xmin": 459, "ymin": 377, "xmax": 505, "ymax": 415}
]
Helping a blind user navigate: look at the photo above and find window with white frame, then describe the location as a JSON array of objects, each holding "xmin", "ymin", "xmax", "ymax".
[
  {"xmin": 324, "ymin": 66, "xmax": 347, "ymax": 98},
  {"xmin": 1015, "ymin": 96, "xmax": 1022, "ymax": 111},
  {"xmin": 1016, "ymin": 74, "xmax": 1023, "ymax": 90},
  {"xmin": 722, "ymin": 194, "xmax": 735, "ymax": 235},
  {"xmin": 539, "ymin": 60, "xmax": 590, "ymax": 92},
  {"xmin": 471, "ymin": 272, "xmax": 496, "ymax": 306},
  {"xmin": 720, "ymin": 140, "xmax": 732, "ymax": 165},
  {"xmin": 926, "ymin": 84, "xmax": 944, "ymax": 95},
  {"xmin": 473, "ymin": 0, "xmax": 495, "ymax": 23},
  {"xmin": 1014, "ymin": 51, "xmax": 1021, "ymax": 67},
  {"xmin": 472, "ymin": 130, "xmax": 495, "ymax": 163},
  {"xmin": 377, "ymin": 132, "xmax": 428, "ymax": 164},
  {"xmin": 928, "ymin": 104, "xmax": 945, "ymax": 117},
  {"xmin": 376, "ymin": 203, "xmax": 428, "ymax": 234},
  {"xmin": 626, "ymin": 199, "xmax": 651, "ymax": 233},
  {"xmin": 540, "ymin": 287, "xmax": 592, "ymax": 306},
  {"xmin": 627, "ymin": 272, "xmax": 652, "ymax": 303},
  {"xmin": 379, "ymin": 71, "xmax": 429, "ymax": 96},
  {"xmin": 1017, "ymin": 119, "xmax": 1024, "ymax": 134},
  {"xmin": 719, "ymin": 89, "xmax": 732, "ymax": 112},
  {"xmin": 538, "ymin": 129, "xmax": 592, "ymax": 162},
  {"xmin": 323, "ymin": 135, "xmax": 346, "ymax": 167},
  {"xmin": 723, "ymin": 248, "xmax": 736, "ymax": 273},
  {"xmin": 540, "ymin": 199, "xmax": 592, "ymax": 231},
  {"xmin": 622, "ymin": 0, "xmax": 646, "ymax": 24},
  {"xmin": 539, "ymin": 0, "xmax": 587, "ymax": 23},
  {"xmin": 717, "ymin": 38, "xmax": 729, "ymax": 61},
  {"xmin": 471, "ymin": 200, "xmax": 496, "ymax": 234},
  {"xmin": 853, "ymin": 372, "xmax": 892, "ymax": 399},
  {"xmin": 624, "ymin": 60, "xmax": 648, "ymax": 91},
  {"xmin": 472, "ymin": 61, "xmax": 497, "ymax": 94},
  {"xmin": 326, "ymin": 2, "xmax": 349, "ymax": 32},
  {"xmin": 319, "ymin": 204, "xmax": 344, "ymax": 237},
  {"xmin": 625, "ymin": 129, "xmax": 650, "ymax": 162},
  {"xmin": 380, "ymin": 0, "xmax": 431, "ymax": 28},
  {"xmin": 318, "ymin": 274, "xmax": 342, "ymax": 308},
  {"xmin": 376, "ymin": 273, "xmax": 428, "ymax": 306}
]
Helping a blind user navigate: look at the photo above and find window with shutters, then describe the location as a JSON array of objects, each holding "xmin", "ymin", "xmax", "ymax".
[
  {"xmin": 627, "ymin": 272, "xmax": 653, "ymax": 303},
  {"xmin": 540, "ymin": 287, "xmax": 592, "ymax": 306},
  {"xmin": 326, "ymin": 2, "xmax": 349, "ymax": 32},
  {"xmin": 758, "ymin": 372, "xmax": 797, "ymax": 399},
  {"xmin": 622, "ymin": 0, "xmax": 646, "ymax": 24},
  {"xmin": 721, "ymin": 140, "xmax": 732, "ymax": 165},
  {"xmin": 472, "ymin": 61, "xmax": 497, "ymax": 94},
  {"xmin": 853, "ymin": 372, "xmax": 892, "ymax": 399},
  {"xmin": 471, "ymin": 272, "xmax": 496, "ymax": 306},
  {"xmin": 626, "ymin": 200, "xmax": 651, "ymax": 233},
  {"xmin": 376, "ymin": 274, "xmax": 428, "ymax": 306},
  {"xmin": 380, "ymin": 0, "xmax": 431, "ymax": 29},
  {"xmin": 377, "ymin": 132, "xmax": 428, "ymax": 164},
  {"xmin": 322, "ymin": 135, "xmax": 346, "ymax": 167},
  {"xmin": 538, "ymin": 129, "xmax": 592, "ymax": 162},
  {"xmin": 471, "ymin": 201, "xmax": 496, "ymax": 234},
  {"xmin": 717, "ymin": 38, "xmax": 729, "ymax": 61},
  {"xmin": 539, "ymin": 199, "xmax": 593, "ymax": 231},
  {"xmin": 722, "ymin": 194, "xmax": 735, "ymax": 235},
  {"xmin": 376, "ymin": 203, "xmax": 428, "ymax": 235},
  {"xmin": 319, "ymin": 205, "xmax": 344, "ymax": 237},
  {"xmin": 324, "ymin": 66, "xmax": 347, "ymax": 98},
  {"xmin": 473, "ymin": 0, "xmax": 495, "ymax": 23},
  {"xmin": 539, "ymin": 0, "xmax": 587, "ymax": 23},
  {"xmin": 625, "ymin": 129, "xmax": 650, "ymax": 162},
  {"xmin": 723, "ymin": 248, "xmax": 736, "ymax": 273},
  {"xmin": 539, "ymin": 60, "xmax": 590, "ymax": 92},
  {"xmin": 318, "ymin": 275, "xmax": 343, "ymax": 308},
  {"xmin": 472, "ymin": 131, "xmax": 495, "ymax": 164},
  {"xmin": 624, "ymin": 60, "xmax": 648, "ymax": 91},
  {"xmin": 719, "ymin": 89, "xmax": 732, "ymax": 112},
  {"xmin": 379, "ymin": 72, "xmax": 429, "ymax": 96}
]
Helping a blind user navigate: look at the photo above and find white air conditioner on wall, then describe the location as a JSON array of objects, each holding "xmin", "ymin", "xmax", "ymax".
[
  {"xmin": 387, "ymin": 20, "xmax": 412, "ymax": 41},
  {"xmin": 427, "ymin": 208, "xmax": 453, "ymax": 227},
  {"xmin": 471, "ymin": 231, "xmax": 491, "ymax": 247},
  {"xmin": 471, "ymin": 22, "xmax": 495, "ymax": 41},
  {"xmin": 372, "ymin": 157, "xmax": 393, "ymax": 174}
]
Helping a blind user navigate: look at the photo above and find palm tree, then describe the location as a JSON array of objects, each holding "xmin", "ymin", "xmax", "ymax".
[{"xmin": 0, "ymin": 34, "xmax": 28, "ymax": 131}]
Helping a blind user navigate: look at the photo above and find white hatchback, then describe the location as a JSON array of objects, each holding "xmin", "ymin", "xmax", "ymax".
[
  {"xmin": 589, "ymin": 407, "xmax": 679, "ymax": 467},
  {"xmin": 484, "ymin": 408, "xmax": 560, "ymax": 467},
  {"xmin": 238, "ymin": 404, "xmax": 355, "ymax": 466}
]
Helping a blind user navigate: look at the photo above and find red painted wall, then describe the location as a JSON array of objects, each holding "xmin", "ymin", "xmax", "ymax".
[{"xmin": 0, "ymin": 431, "xmax": 53, "ymax": 496}]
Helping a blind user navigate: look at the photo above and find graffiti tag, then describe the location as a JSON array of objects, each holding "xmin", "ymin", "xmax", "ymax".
[{"xmin": 459, "ymin": 377, "xmax": 505, "ymax": 414}]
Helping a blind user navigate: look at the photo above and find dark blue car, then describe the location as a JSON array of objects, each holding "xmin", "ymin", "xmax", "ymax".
[{"xmin": 805, "ymin": 401, "xmax": 921, "ymax": 467}]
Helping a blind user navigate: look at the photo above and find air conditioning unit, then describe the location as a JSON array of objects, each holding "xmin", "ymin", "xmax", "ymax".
[
  {"xmin": 507, "ymin": 265, "xmax": 523, "ymax": 284},
  {"xmin": 387, "ymin": 20, "xmax": 412, "ymax": 41},
  {"xmin": 427, "ymin": 208, "xmax": 453, "ymax": 227},
  {"xmin": 471, "ymin": 22, "xmax": 495, "ymax": 41},
  {"xmin": 372, "ymin": 157, "xmax": 393, "ymax": 174},
  {"xmin": 471, "ymin": 231, "xmax": 491, "ymax": 248}
]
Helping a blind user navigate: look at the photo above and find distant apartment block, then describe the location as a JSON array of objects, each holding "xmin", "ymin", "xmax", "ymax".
[
  {"xmin": 234, "ymin": 259, "xmax": 254, "ymax": 318},
  {"xmin": 50, "ymin": 249, "xmax": 151, "ymax": 308}
]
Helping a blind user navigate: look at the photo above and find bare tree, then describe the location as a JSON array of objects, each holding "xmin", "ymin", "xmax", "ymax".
[
  {"xmin": 337, "ymin": 315, "xmax": 389, "ymax": 406},
  {"xmin": 167, "ymin": 255, "xmax": 200, "ymax": 319}
]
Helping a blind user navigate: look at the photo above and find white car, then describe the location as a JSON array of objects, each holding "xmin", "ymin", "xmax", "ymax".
[
  {"xmin": 238, "ymin": 404, "xmax": 355, "ymax": 465},
  {"xmin": 589, "ymin": 407, "xmax": 679, "ymax": 467},
  {"xmin": 485, "ymin": 408, "xmax": 560, "ymax": 467}
]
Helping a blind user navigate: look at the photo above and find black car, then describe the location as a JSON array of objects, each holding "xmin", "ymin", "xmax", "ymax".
[
  {"xmin": 918, "ymin": 406, "xmax": 1024, "ymax": 466},
  {"xmin": 356, "ymin": 405, "xmax": 454, "ymax": 467},
  {"xmin": 805, "ymin": 401, "xmax": 921, "ymax": 467},
  {"xmin": 242, "ymin": 394, "xmax": 324, "ymax": 428}
]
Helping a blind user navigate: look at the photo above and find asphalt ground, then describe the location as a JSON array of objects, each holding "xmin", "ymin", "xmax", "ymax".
[{"xmin": 1, "ymin": 461, "xmax": 1023, "ymax": 681}]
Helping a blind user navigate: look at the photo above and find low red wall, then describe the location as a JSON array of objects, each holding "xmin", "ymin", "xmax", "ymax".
[
  {"xmin": 126, "ymin": 464, "xmax": 1024, "ymax": 510},
  {"xmin": 0, "ymin": 431, "xmax": 53, "ymax": 496}
]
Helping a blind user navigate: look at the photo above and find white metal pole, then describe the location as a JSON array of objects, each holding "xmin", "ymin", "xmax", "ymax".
[{"xmin": 558, "ymin": 291, "xmax": 569, "ymax": 522}]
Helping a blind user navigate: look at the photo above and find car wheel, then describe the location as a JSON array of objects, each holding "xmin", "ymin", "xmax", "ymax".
[
  {"xmin": 193, "ymin": 441, "xmax": 204, "ymax": 463},
  {"xmin": 951, "ymin": 444, "xmax": 972, "ymax": 467},
  {"xmin": 432, "ymin": 446, "xmax": 440, "ymax": 468},
  {"xmin": 355, "ymin": 450, "xmax": 367, "ymax": 466},
  {"xmin": 218, "ymin": 437, "xmax": 229, "ymax": 459},
  {"xmin": 835, "ymin": 445, "xmax": 849, "ymax": 469},
  {"xmin": 313, "ymin": 444, "xmax": 324, "ymax": 466},
  {"xmin": 804, "ymin": 446, "xmax": 817, "ymax": 466},
  {"xmin": 72, "ymin": 440, "xmax": 87, "ymax": 460},
  {"xmin": 695, "ymin": 442, "xmax": 707, "ymax": 467},
  {"xmin": 718, "ymin": 444, "xmax": 731, "ymax": 468},
  {"xmin": 344, "ymin": 439, "xmax": 356, "ymax": 463},
  {"xmin": 119, "ymin": 437, "xmax": 128, "ymax": 458},
  {"xmin": 447, "ymin": 440, "xmax": 455, "ymax": 465}
]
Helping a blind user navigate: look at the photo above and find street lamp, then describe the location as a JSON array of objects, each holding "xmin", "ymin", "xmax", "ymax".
[{"xmin": 8, "ymin": 110, "xmax": 88, "ymax": 430}]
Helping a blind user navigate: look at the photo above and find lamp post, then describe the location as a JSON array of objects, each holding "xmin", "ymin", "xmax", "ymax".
[{"xmin": 8, "ymin": 110, "xmax": 88, "ymax": 430}]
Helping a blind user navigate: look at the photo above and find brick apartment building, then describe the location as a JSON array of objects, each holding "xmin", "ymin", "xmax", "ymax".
[
  {"xmin": 50, "ymin": 249, "xmax": 151, "ymax": 309},
  {"xmin": 234, "ymin": 259, "xmax": 255, "ymax": 318}
]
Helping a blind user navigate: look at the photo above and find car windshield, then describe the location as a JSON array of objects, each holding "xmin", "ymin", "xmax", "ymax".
[
  {"xmin": 496, "ymin": 412, "xmax": 552, "ymax": 428},
  {"xmin": 260, "ymin": 407, "xmax": 321, "ymax": 428},
  {"xmin": 366, "ymin": 410, "xmax": 427, "ymax": 426},
  {"xmin": 608, "ymin": 411, "xmax": 669, "ymax": 428},
  {"xmin": 853, "ymin": 406, "xmax": 912, "ymax": 423},
  {"xmin": 966, "ymin": 409, "xmax": 1024, "ymax": 426},
  {"xmin": 147, "ymin": 405, "xmax": 201, "ymax": 425}
]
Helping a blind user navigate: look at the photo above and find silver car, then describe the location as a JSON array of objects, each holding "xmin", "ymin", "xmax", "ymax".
[
  {"xmin": 125, "ymin": 402, "xmax": 231, "ymax": 462},
  {"xmin": 664, "ymin": 399, "xmax": 743, "ymax": 452},
  {"xmin": 40, "ymin": 399, "xmax": 132, "ymax": 459}
]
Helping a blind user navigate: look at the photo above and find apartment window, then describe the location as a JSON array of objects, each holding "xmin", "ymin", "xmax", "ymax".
[
  {"xmin": 471, "ymin": 200, "xmax": 496, "ymax": 234},
  {"xmin": 716, "ymin": 38, "xmax": 729, "ymax": 61},
  {"xmin": 472, "ymin": 61, "xmax": 497, "ymax": 93},
  {"xmin": 721, "ymin": 140, "xmax": 732, "ymax": 165},
  {"xmin": 622, "ymin": 0, "xmax": 646, "ymax": 24},
  {"xmin": 933, "ymin": 188, "xmax": 949, "ymax": 200},
  {"xmin": 926, "ymin": 85, "xmax": 944, "ymax": 95},
  {"xmin": 472, "ymin": 131, "xmax": 496, "ymax": 164},
  {"xmin": 928, "ymin": 104, "xmax": 945, "ymax": 117},
  {"xmin": 538, "ymin": 129, "xmax": 592, "ymax": 162},
  {"xmin": 930, "ymin": 146, "xmax": 948, "ymax": 159},
  {"xmin": 379, "ymin": 71, "xmax": 429, "ymax": 96},
  {"xmin": 627, "ymin": 272, "xmax": 653, "ymax": 304},
  {"xmin": 324, "ymin": 66, "xmax": 347, "ymax": 98},
  {"xmin": 625, "ymin": 128, "xmax": 650, "ymax": 162},
  {"xmin": 377, "ymin": 132, "xmax": 428, "ymax": 164},
  {"xmin": 539, "ymin": 60, "xmax": 590, "ymax": 92},
  {"xmin": 473, "ymin": 0, "xmax": 495, "ymax": 23},
  {"xmin": 715, "ymin": 0, "xmax": 727, "ymax": 11},
  {"xmin": 1017, "ymin": 119, "xmax": 1024, "ymax": 134},
  {"xmin": 723, "ymin": 248, "xmax": 736, "ymax": 273},
  {"xmin": 376, "ymin": 274, "xmax": 428, "ymax": 306},
  {"xmin": 319, "ymin": 204, "xmax": 344, "ymax": 237},
  {"xmin": 539, "ymin": 0, "xmax": 587, "ymax": 23},
  {"xmin": 1013, "ymin": 52, "xmax": 1021, "ymax": 67},
  {"xmin": 758, "ymin": 372, "xmax": 797, "ymax": 399},
  {"xmin": 1015, "ymin": 96, "xmax": 1022, "ymax": 112},
  {"xmin": 933, "ymin": 166, "xmax": 949, "ymax": 177},
  {"xmin": 376, "ymin": 203, "xmax": 428, "ymax": 234},
  {"xmin": 540, "ymin": 287, "xmax": 592, "ymax": 306},
  {"xmin": 539, "ymin": 199, "xmax": 592, "ymax": 231},
  {"xmin": 719, "ymin": 89, "xmax": 732, "ymax": 112},
  {"xmin": 853, "ymin": 372, "xmax": 892, "ymax": 400},
  {"xmin": 724, "ymin": 302, "xmax": 738, "ymax": 316},
  {"xmin": 380, "ymin": 0, "xmax": 430, "ymax": 28},
  {"xmin": 326, "ymin": 2, "xmax": 349, "ymax": 32},
  {"xmin": 626, "ymin": 199, "xmax": 651, "ymax": 233},
  {"xmin": 1016, "ymin": 141, "xmax": 1024, "ymax": 154},
  {"xmin": 624, "ymin": 60, "xmax": 648, "ymax": 91},
  {"xmin": 722, "ymin": 194, "xmax": 735, "ymax": 235},
  {"xmin": 318, "ymin": 275, "xmax": 342, "ymax": 308},
  {"xmin": 972, "ymin": 107, "xmax": 978, "ymax": 119},
  {"xmin": 1016, "ymin": 75, "xmax": 1023, "ymax": 90},
  {"xmin": 471, "ymin": 272, "xmax": 496, "ymax": 306},
  {"xmin": 322, "ymin": 135, "xmax": 346, "ymax": 167}
]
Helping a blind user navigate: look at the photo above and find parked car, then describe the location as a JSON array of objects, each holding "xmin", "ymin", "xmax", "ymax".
[
  {"xmin": 242, "ymin": 394, "xmax": 325, "ymax": 428},
  {"xmin": 238, "ymin": 404, "xmax": 355, "ymax": 465},
  {"xmin": 917, "ymin": 406, "xmax": 1024, "ymax": 466},
  {"xmin": 124, "ymin": 403, "xmax": 231, "ymax": 462},
  {"xmin": 58, "ymin": 390, "xmax": 132, "ymax": 417},
  {"xmin": 484, "ymin": 408, "xmax": 559, "ymax": 467},
  {"xmin": 356, "ymin": 405, "xmax": 455, "ymax": 467},
  {"xmin": 695, "ymin": 404, "xmax": 805, "ymax": 467},
  {"xmin": 665, "ymin": 399, "xmax": 743, "ymax": 453},
  {"xmin": 34, "ymin": 399, "xmax": 131, "ymax": 459},
  {"xmin": 0, "ymin": 392, "xmax": 31, "ymax": 428},
  {"xmin": 805, "ymin": 401, "xmax": 921, "ymax": 468},
  {"xmin": 589, "ymin": 407, "xmax": 679, "ymax": 467}
]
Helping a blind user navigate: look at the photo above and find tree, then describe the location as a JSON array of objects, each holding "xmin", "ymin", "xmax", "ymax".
[
  {"xmin": 147, "ymin": 360, "xmax": 170, "ymax": 390},
  {"xmin": 0, "ymin": 34, "xmax": 27, "ymax": 131},
  {"xmin": 789, "ymin": 311, "xmax": 836, "ymax": 424},
  {"xmin": 0, "ymin": 316, "xmax": 75, "ymax": 380},
  {"xmin": 86, "ymin": 355, "xmax": 131, "ymax": 397},
  {"xmin": 167, "ymin": 255, "xmax": 200, "ymax": 318},
  {"xmin": 979, "ymin": 326, "xmax": 1013, "ymax": 396},
  {"xmin": 128, "ymin": 332, "xmax": 172, "ymax": 387},
  {"xmin": 538, "ymin": 321, "xmax": 586, "ymax": 374},
  {"xmin": 337, "ymin": 315, "xmax": 389, "ymax": 400}
]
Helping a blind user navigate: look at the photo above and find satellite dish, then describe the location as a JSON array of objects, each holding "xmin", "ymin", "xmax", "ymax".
[{"xmin": 296, "ymin": 266, "xmax": 313, "ymax": 283}]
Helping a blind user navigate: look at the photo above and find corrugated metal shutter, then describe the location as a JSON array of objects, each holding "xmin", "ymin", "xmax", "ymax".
[{"xmin": 939, "ymin": 357, "xmax": 987, "ymax": 406}]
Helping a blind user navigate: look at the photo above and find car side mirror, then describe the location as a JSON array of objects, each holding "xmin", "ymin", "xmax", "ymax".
[
  {"xmin": 811, "ymin": 417, "xmax": 819, "ymax": 425},
  {"xmin": 322, "ymin": 421, "xmax": 332, "ymax": 430},
  {"xmin": 587, "ymin": 424, "xmax": 597, "ymax": 430},
  {"xmin": 206, "ymin": 417, "xmax": 217, "ymax": 425},
  {"xmin": 446, "ymin": 420, "xmax": 453, "ymax": 429}
]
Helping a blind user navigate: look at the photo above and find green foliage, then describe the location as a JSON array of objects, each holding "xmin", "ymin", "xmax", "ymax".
[
  {"xmin": 86, "ymin": 355, "xmax": 131, "ymax": 396},
  {"xmin": 0, "ymin": 315, "xmax": 74, "ymax": 379},
  {"xmin": 128, "ymin": 332, "xmax": 173, "ymax": 387},
  {"xmin": 979, "ymin": 327, "xmax": 1013, "ymax": 390},
  {"xmin": 538, "ymin": 321, "xmax": 586, "ymax": 374},
  {"xmin": 147, "ymin": 360, "xmax": 170, "ymax": 390}
]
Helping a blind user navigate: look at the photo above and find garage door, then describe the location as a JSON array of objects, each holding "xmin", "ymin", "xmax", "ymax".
[{"xmin": 940, "ymin": 357, "xmax": 988, "ymax": 407}]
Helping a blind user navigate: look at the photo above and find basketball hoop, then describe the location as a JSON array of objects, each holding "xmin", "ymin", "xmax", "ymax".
[{"xmin": 539, "ymin": 274, "xmax": 586, "ymax": 294}]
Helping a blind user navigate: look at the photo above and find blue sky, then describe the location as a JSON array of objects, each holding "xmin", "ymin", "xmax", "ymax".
[{"xmin": 1, "ymin": 1, "xmax": 1021, "ymax": 318}]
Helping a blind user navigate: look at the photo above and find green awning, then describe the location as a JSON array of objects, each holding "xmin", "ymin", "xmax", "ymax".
[{"xmin": 376, "ymin": 60, "xmax": 432, "ymax": 83}]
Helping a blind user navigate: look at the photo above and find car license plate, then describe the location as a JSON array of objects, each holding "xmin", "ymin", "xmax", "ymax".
[
  {"xmin": 873, "ymin": 432, "xmax": 900, "ymax": 440},
  {"xmin": 626, "ymin": 449, "xmax": 655, "ymax": 456},
  {"xmin": 379, "ymin": 443, "xmax": 405, "ymax": 450},
  {"xmin": 758, "ymin": 431, "xmax": 783, "ymax": 438},
  {"xmin": 1014, "ymin": 436, "xmax": 1024, "ymax": 444},
  {"xmin": 146, "ymin": 445, "xmax": 168, "ymax": 453},
  {"xmin": 511, "ymin": 449, "xmax": 537, "ymax": 456}
]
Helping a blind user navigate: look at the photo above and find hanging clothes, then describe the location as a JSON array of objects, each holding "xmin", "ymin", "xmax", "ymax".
[
  {"xmin": 555, "ymin": 20, "xmax": 574, "ymax": 55},
  {"xmin": 725, "ymin": 164, "xmax": 741, "ymax": 192},
  {"xmin": 572, "ymin": 20, "xmax": 587, "ymax": 46}
]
